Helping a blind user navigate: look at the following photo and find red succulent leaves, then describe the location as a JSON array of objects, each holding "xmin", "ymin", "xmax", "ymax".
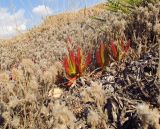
[
  {"xmin": 63, "ymin": 37, "xmax": 130, "ymax": 87},
  {"xmin": 111, "ymin": 41, "xmax": 118, "ymax": 60},
  {"xmin": 63, "ymin": 47, "xmax": 91, "ymax": 86},
  {"xmin": 111, "ymin": 39, "xmax": 130, "ymax": 61},
  {"xmin": 96, "ymin": 42, "xmax": 108, "ymax": 68},
  {"xmin": 76, "ymin": 47, "xmax": 91, "ymax": 76},
  {"xmin": 63, "ymin": 50, "xmax": 76, "ymax": 77},
  {"xmin": 121, "ymin": 39, "xmax": 125, "ymax": 50}
]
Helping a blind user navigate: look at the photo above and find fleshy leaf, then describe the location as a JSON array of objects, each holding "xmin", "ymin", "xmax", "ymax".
[
  {"xmin": 63, "ymin": 46, "xmax": 91, "ymax": 87},
  {"xmin": 121, "ymin": 39, "xmax": 125, "ymax": 51},
  {"xmin": 85, "ymin": 53, "xmax": 91, "ymax": 68},
  {"xmin": 119, "ymin": 51, "xmax": 126, "ymax": 61},
  {"xmin": 96, "ymin": 49, "xmax": 102, "ymax": 67},
  {"xmin": 77, "ymin": 47, "xmax": 82, "ymax": 66},
  {"xmin": 111, "ymin": 39, "xmax": 130, "ymax": 61},
  {"xmin": 68, "ymin": 50, "xmax": 75, "ymax": 67},
  {"xmin": 100, "ymin": 43, "xmax": 105, "ymax": 66},
  {"xmin": 111, "ymin": 41, "xmax": 118, "ymax": 59},
  {"xmin": 96, "ymin": 43, "xmax": 108, "ymax": 68},
  {"xmin": 125, "ymin": 40, "xmax": 130, "ymax": 52},
  {"xmin": 76, "ymin": 47, "xmax": 82, "ymax": 74},
  {"xmin": 67, "ymin": 77, "xmax": 76, "ymax": 87}
]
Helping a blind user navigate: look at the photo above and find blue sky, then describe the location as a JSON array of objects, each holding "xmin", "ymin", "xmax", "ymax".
[{"xmin": 0, "ymin": 0, "xmax": 105, "ymax": 38}]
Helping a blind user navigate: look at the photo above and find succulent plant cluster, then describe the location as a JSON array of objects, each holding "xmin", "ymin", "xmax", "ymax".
[
  {"xmin": 63, "ymin": 38, "xmax": 130, "ymax": 86},
  {"xmin": 111, "ymin": 39, "xmax": 130, "ymax": 61},
  {"xmin": 63, "ymin": 47, "xmax": 91, "ymax": 86}
]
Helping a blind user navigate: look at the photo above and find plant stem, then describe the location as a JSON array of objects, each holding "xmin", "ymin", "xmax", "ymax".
[{"xmin": 158, "ymin": 39, "xmax": 160, "ymax": 83}]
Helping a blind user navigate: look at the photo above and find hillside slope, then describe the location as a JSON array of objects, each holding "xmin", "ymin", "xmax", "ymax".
[
  {"xmin": 0, "ymin": 1, "xmax": 159, "ymax": 129},
  {"xmin": 0, "ymin": 4, "xmax": 105, "ymax": 47},
  {"xmin": 0, "ymin": 4, "xmax": 107, "ymax": 71}
]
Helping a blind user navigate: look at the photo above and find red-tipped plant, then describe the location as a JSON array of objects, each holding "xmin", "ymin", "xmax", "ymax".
[
  {"xmin": 63, "ymin": 47, "xmax": 91, "ymax": 86},
  {"xmin": 96, "ymin": 42, "xmax": 108, "ymax": 69},
  {"xmin": 111, "ymin": 39, "xmax": 130, "ymax": 61}
]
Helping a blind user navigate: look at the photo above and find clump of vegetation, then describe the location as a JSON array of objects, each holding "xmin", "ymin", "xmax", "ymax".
[
  {"xmin": 63, "ymin": 38, "xmax": 131, "ymax": 84},
  {"xmin": 96, "ymin": 42, "xmax": 109, "ymax": 69},
  {"xmin": 63, "ymin": 46, "xmax": 91, "ymax": 86},
  {"xmin": 106, "ymin": 0, "xmax": 142, "ymax": 14},
  {"xmin": 106, "ymin": 0, "xmax": 156, "ymax": 14},
  {"xmin": 111, "ymin": 39, "xmax": 130, "ymax": 61}
]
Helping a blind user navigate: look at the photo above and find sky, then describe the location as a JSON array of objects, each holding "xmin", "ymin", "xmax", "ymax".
[{"xmin": 0, "ymin": 0, "xmax": 105, "ymax": 39}]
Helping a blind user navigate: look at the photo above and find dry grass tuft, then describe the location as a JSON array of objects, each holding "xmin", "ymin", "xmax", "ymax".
[{"xmin": 136, "ymin": 103, "xmax": 160, "ymax": 129}]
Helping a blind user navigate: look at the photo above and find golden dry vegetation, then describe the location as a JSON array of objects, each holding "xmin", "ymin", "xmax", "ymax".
[{"xmin": 0, "ymin": 2, "xmax": 160, "ymax": 129}]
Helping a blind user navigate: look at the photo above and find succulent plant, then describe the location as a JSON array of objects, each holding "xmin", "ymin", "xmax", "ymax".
[
  {"xmin": 63, "ymin": 47, "xmax": 91, "ymax": 86},
  {"xmin": 111, "ymin": 39, "xmax": 130, "ymax": 61},
  {"xmin": 96, "ymin": 42, "xmax": 109, "ymax": 69}
]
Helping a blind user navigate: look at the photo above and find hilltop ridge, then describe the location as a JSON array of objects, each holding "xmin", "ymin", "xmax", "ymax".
[{"xmin": 0, "ymin": 4, "xmax": 106, "ymax": 47}]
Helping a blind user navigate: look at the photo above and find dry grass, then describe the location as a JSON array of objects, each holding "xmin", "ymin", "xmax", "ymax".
[
  {"xmin": 0, "ymin": 2, "xmax": 160, "ymax": 129},
  {"xmin": 0, "ymin": 4, "xmax": 105, "ymax": 47}
]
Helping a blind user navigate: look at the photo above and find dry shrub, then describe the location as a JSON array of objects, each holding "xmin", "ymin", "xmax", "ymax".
[
  {"xmin": 0, "ymin": 59, "xmax": 65, "ymax": 128},
  {"xmin": 87, "ymin": 110, "xmax": 101, "ymax": 129},
  {"xmin": 42, "ymin": 63, "xmax": 60, "ymax": 85},
  {"xmin": 51, "ymin": 101, "xmax": 76, "ymax": 129},
  {"xmin": 125, "ymin": 2, "xmax": 160, "ymax": 49},
  {"xmin": 136, "ymin": 103, "xmax": 160, "ymax": 129},
  {"xmin": 81, "ymin": 81, "xmax": 106, "ymax": 107}
]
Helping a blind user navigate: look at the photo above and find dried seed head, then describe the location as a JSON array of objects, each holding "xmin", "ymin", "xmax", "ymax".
[
  {"xmin": 2, "ymin": 111, "xmax": 12, "ymax": 123},
  {"xmin": 144, "ymin": 11, "xmax": 150, "ymax": 20},
  {"xmin": 43, "ymin": 71, "xmax": 54, "ymax": 84},
  {"xmin": 136, "ymin": 103, "xmax": 160, "ymax": 129},
  {"xmin": 28, "ymin": 78, "xmax": 39, "ymax": 91},
  {"xmin": 146, "ymin": 22, "xmax": 152, "ymax": 31},
  {"xmin": 87, "ymin": 110, "xmax": 100, "ymax": 128},
  {"xmin": 11, "ymin": 116, "xmax": 20, "ymax": 128},
  {"xmin": 0, "ymin": 72, "xmax": 9, "ymax": 83},
  {"xmin": 25, "ymin": 93, "xmax": 37, "ymax": 102},
  {"xmin": 154, "ymin": 23, "xmax": 160, "ymax": 35},
  {"xmin": 52, "ymin": 101, "xmax": 76, "ymax": 126},
  {"xmin": 43, "ymin": 63, "xmax": 62, "ymax": 85},
  {"xmin": 21, "ymin": 59, "xmax": 35, "ymax": 74},
  {"xmin": 48, "ymin": 88, "xmax": 63, "ymax": 99},
  {"xmin": 81, "ymin": 81, "xmax": 105, "ymax": 106},
  {"xmin": 54, "ymin": 61, "xmax": 63, "ymax": 74},
  {"xmin": 90, "ymin": 81, "xmax": 105, "ymax": 106},
  {"xmin": 11, "ymin": 68, "xmax": 23, "ymax": 82},
  {"xmin": 40, "ymin": 105, "xmax": 49, "ymax": 116},
  {"xmin": 8, "ymin": 96, "xmax": 19, "ymax": 108},
  {"xmin": 81, "ymin": 89, "xmax": 93, "ymax": 103}
]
